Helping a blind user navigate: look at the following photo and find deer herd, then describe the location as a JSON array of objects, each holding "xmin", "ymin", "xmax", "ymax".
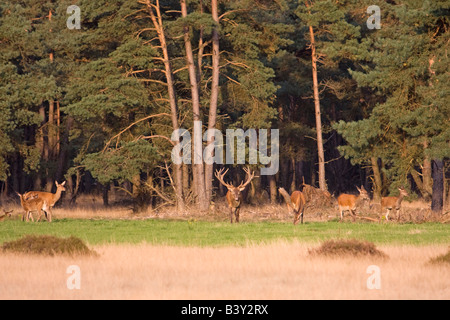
[
  {"xmin": 13, "ymin": 181, "xmax": 66, "ymax": 223},
  {"xmin": 214, "ymin": 166, "xmax": 410, "ymax": 224},
  {"xmin": 2, "ymin": 168, "xmax": 410, "ymax": 224}
]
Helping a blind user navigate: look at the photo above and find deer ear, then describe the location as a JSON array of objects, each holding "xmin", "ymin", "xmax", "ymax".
[
  {"xmin": 61, "ymin": 181, "xmax": 66, "ymax": 186},
  {"xmin": 239, "ymin": 187, "xmax": 246, "ymax": 192}
]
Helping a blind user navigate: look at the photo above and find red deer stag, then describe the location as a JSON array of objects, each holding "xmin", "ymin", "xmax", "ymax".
[
  {"xmin": 337, "ymin": 186, "xmax": 370, "ymax": 222},
  {"xmin": 215, "ymin": 167, "xmax": 255, "ymax": 223},
  {"xmin": 381, "ymin": 187, "xmax": 409, "ymax": 221}
]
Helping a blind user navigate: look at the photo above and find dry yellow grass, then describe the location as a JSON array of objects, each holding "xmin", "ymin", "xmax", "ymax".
[{"xmin": 0, "ymin": 242, "xmax": 448, "ymax": 300}]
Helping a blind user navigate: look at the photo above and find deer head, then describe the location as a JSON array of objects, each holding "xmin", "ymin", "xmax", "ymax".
[
  {"xmin": 398, "ymin": 187, "xmax": 409, "ymax": 198},
  {"xmin": 215, "ymin": 167, "xmax": 255, "ymax": 203},
  {"xmin": 356, "ymin": 185, "xmax": 370, "ymax": 202}
]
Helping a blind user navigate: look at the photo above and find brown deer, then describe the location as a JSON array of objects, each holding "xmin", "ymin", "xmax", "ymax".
[
  {"xmin": 23, "ymin": 181, "xmax": 66, "ymax": 222},
  {"xmin": 17, "ymin": 193, "xmax": 46, "ymax": 222},
  {"xmin": 279, "ymin": 187, "xmax": 307, "ymax": 225},
  {"xmin": 215, "ymin": 167, "xmax": 255, "ymax": 223},
  {"xmin": 0, "ymin": 209, "xmax": 13, "ymax": 222},
  {"xmin": 381, "ymin": 187, "xmax": 409, "ymax": 221},
  {"xmin": 337, "ymin": 186, "xmax": 370, "ymax": 221}
]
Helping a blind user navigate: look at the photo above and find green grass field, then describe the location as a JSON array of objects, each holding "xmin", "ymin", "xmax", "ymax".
[{"xmin": 0, "ymin": 218, "xmax": 448, "ymax": 246}]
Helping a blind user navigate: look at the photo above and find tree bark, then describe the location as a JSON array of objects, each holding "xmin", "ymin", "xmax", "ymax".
[
  {"xmin": 371, "ymin": 157, "xmax": 382, "ymax": 203},
  {"xmin": 269, "ymin": 174, "xmax": 277, "ymax": 204},
  {"xmin": 55, "ymin": 116, "xmax": 73, "ymax": 184},
  {"xmin": 181, "ymin": 0, "xmax": 208, "ymax": 211},
  {"xmin": 422, "ymin": 141, "xmax": 433, "ymax": 198},
  {"xmin": 204, "ymin": 0, "xmax": 220, "ymax": 205},
  {"xmin": 290, "ymin": 158, "xmax": 296, "ymax": 193},
  {"xmin": 309, "ymin": 25, "xmax": 327, "ymax": 191},
  {"xmin": 431, "ymin": 159, "xmax": 443, "ymax": 215},
  {"xmin": 146, "ymin": 1, "xmax": 185, "ymax": 212}
]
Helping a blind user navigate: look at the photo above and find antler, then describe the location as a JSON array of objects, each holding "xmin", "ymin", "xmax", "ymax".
[
  {"xmin": 238, "ymin": 166, "xmax": 255, "ymax": 190},
  {"xmin": 215, "ymin": 168, "xmax": 234, "ymax": 189}
]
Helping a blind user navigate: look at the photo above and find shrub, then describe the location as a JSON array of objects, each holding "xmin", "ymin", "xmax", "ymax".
[
  {"xmin": 2, "ymin": 235, "xmax": 98, "ymax": 257},
  {"xmin": 429, "ymin": 248, "xmax": 450, "ymax": 265},
  {"xmin": 309, "ymin": 238, "xmax": 388, "ymax": 259}
]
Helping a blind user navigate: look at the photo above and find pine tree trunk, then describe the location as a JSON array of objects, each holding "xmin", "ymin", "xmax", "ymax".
[
  {"xmin": 146, "ymin": 1, "xmax": 185, "ymax": 212},
  {"xmin": 269, "ymin": 174, "xmax": 277, "ymax": 204},
  {"xmin": 204, "ymin": 0, "xmax": 220, "ymax": 205},
  {"xmin": 371, "ymin": 157, "xmax": 382, "ymax": 203},
  {"xmin": 182, "ymin": 163, "xmax": 190, "ymax": 200},
  {"xmin": 290, "ymin": 158, "xmax": 296, "ymax": 193},
  {"xmin": 55, "ymin": 116, "xmax": 73, "ymax": 183},
  {"xmin": 422, "ymin": 141, "xmax": 433, "ymax": 198},
  {"xmin": 309, "ymin": 25, "xmax": 327, "ymax": 191},
  {"xmin": 444, "ymin": 176, "xmax": 450, "ymax": 211},
  {"xmin": 46, "ymin": 100, "xmax": 55, "ymax": 191},
  {"xmin": 35, "ymin": 104, "xmax": 46, "ymax": 190},
  {"xmin": 181, "ymin": 0, "xmax": 208, "ymax": 211},
  {"xmin": 46, "ymin": 11, "xmax": 55, "ymax": 192},
  {"xmin": 431, "ymin": 159, "xmax": 443, "ymax": 215}
]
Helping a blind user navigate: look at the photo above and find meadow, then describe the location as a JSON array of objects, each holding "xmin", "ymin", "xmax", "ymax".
[
  {"xmin": 0, "ymin": 204, "xmax": 449, "ymax": 300},
  {"xmin": 0, "ymin": 217, "xmax": 449, "ymax": 247}
]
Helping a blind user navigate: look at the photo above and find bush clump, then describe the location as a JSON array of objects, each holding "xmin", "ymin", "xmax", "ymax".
[
  {"xmin": 309, "ymin": 238, "xmax": 388, "ymax": 259},
  {"xmin": 429, "ymin": 248, "xmax": 450, "ymax": 265},
  {"xmin": 2, "ymin": 235, "xmax": 97, "ymax": 257}
]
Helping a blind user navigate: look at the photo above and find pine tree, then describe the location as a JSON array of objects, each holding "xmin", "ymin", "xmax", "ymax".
[{"xmin": 334, "ymin": 0, "xmax": 449, "ymax": 209}]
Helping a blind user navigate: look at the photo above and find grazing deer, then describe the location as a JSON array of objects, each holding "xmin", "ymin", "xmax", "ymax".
[
  {"xmin": 381, "ymin": 187, "xmax": 409, "ymax": 221},
  {"xmin": 17, "ymin": 193, "xmax": 46, "ymax": 222},
  {"xmin": 0, "ymin": 209, "xmax": 13, "ymax": 222},
  {"xmin": 23, "ymin": 181, "xmax": 66, "ymax": 222},
  {"xmin": 337, "ymin": 186, "xmax": 370, "ymax": 221},
  {"xmin": 279, "ymin": 188, "xmax": 307, "ymax": 225},
  {"xmin": 215, "ymin": 167, "xmax": 255, "ymax": 223}
]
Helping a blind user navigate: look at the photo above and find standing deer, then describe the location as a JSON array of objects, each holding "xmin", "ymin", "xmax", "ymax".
[
  {"xmin": 381, "ymin": 187, "xmax": 409, "ymax": 221},
  {"xmin": 337, "ymin": 186, "xmax": 370, "ymax": 221},
  {"xmin": 17, "ymin": 193, "xmax": 46, "ymax": 222},
  {"xmin": 279, "ymin": 187, "xmax": 307, "ymax": 225},
  {"xmin": 23, "ymin": 181, "xmax": 66, "ymax": 222},
  {"xmin": 215, "ymin": 167, "xmax": 255, "ymax": 223}
]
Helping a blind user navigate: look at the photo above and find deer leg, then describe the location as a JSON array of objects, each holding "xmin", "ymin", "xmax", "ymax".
[
  {"xmin": 24, "ymin": 211, "xmax": 31, "ymax": 222},
  {"xmin": 47, "ymin": 208, "xmax": 52, "ymax": 223},
  {"xmin": 37, "ymin": 210, "xmax": 43, "ymax": 222},
  {"xmin": 293, "ymin": 211, "xmax": 299, "ymax": 225},
  {"xmin": 300, "ymin": 210, "xmax": 304, "ymax": 224},
  {"xmin": 385, "ymin": 209, "xmax": 390, "ymax": 221},
  {"xmin": 230, "ymin": 207, "xmax": 234, "ymax": 224},
  {"xmin": 351, "ymin": 209, "xmax": 356, "ymax": 222},
  {"xmin": 235, "ymin": 207, "xmax": 240, "ymax": 223}
]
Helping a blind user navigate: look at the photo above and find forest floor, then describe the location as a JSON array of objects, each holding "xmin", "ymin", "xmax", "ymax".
[{"xmin": 2, "ymin": 192, "xmax": 446, "ymax": 224}]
